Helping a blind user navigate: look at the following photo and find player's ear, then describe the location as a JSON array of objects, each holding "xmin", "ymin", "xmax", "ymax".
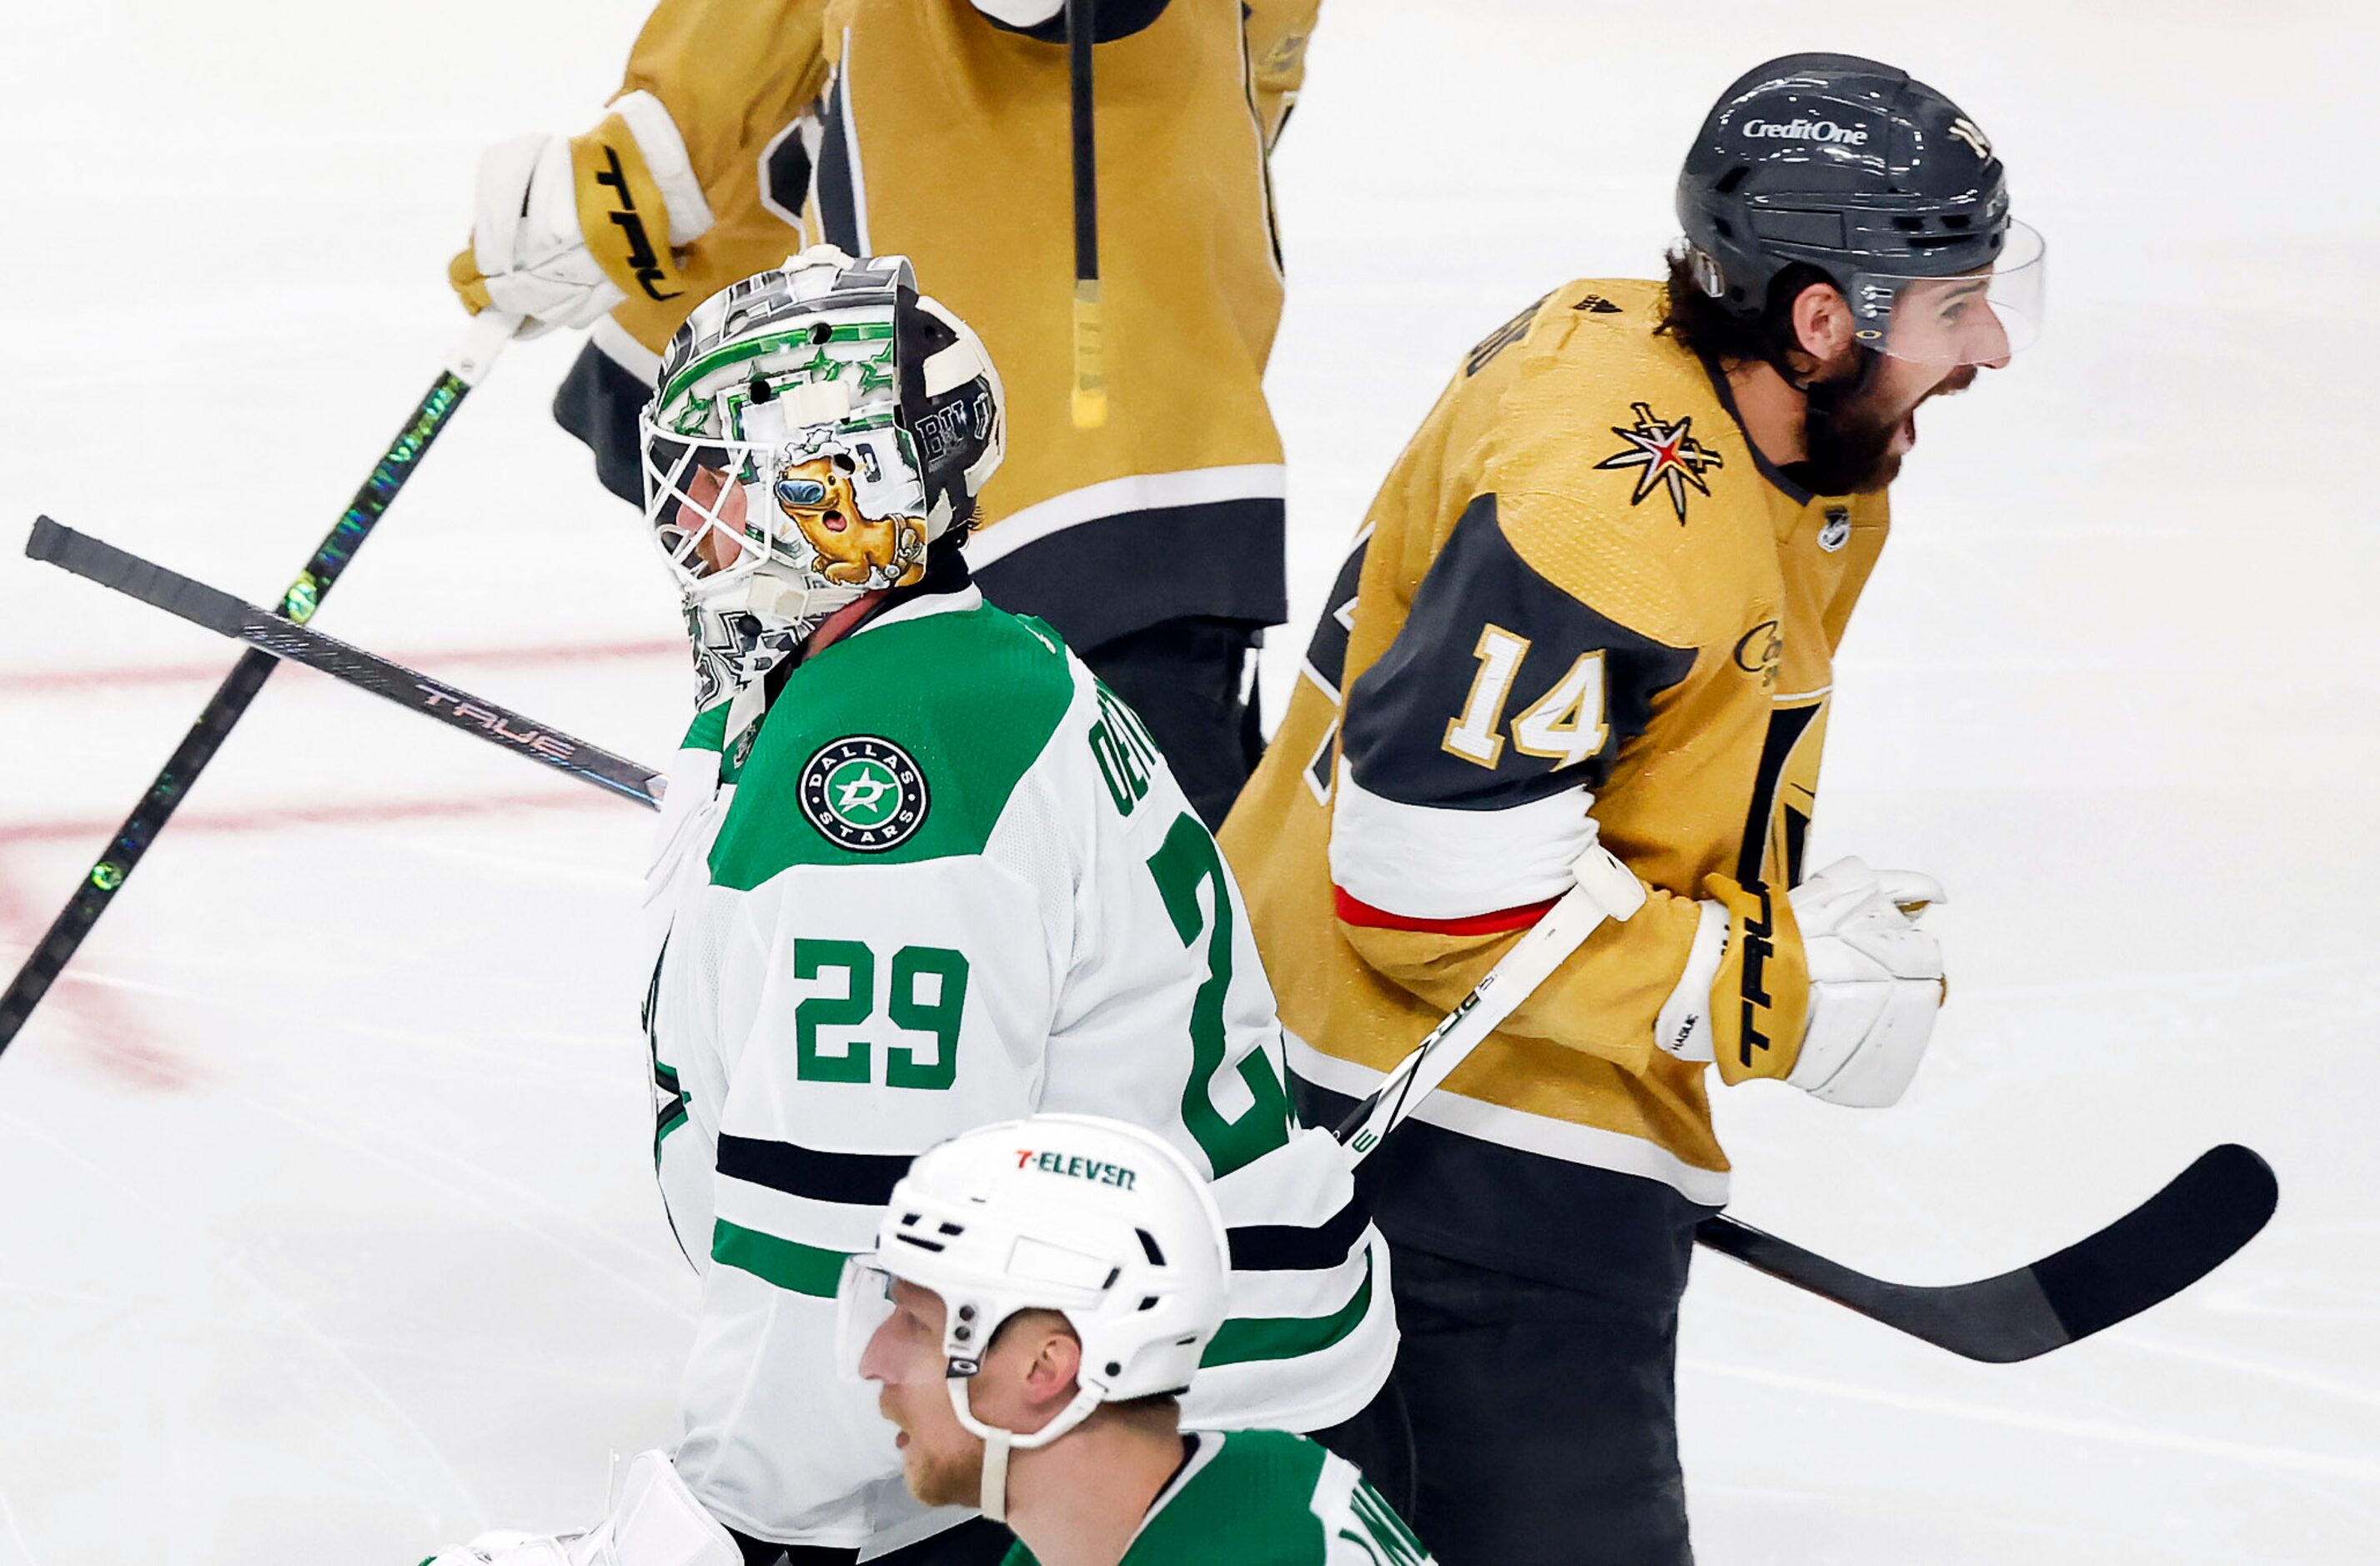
[
  {"xmin": 1788, "ymin": 282, "xmax": 1857, "ymax": 370},
  {"xmin": 1022, "ymin": 1324, "xmax": 1083, "ymax": 1412}
]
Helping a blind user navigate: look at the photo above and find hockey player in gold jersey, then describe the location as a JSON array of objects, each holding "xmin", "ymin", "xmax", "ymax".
[
  {"xmin": 1220, "ymin": 54, "xmax": 2046, "ymax": 1565},
  {"xmin": 448, "ymin": 0, "xmax": 1318, "ymax": 826}
]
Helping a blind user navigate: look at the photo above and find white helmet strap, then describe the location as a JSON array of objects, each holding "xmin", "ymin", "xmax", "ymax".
[
  {"xmin": 947, "ymin": 1355, "xmax": 1106, "ymax": 1523},
  {"xmin": 978, "ymin": 1428, "xmax": 1011, "ymax": 1523}
]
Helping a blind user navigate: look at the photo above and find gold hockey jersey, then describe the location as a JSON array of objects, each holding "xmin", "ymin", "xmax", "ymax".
[
  {"xmin": 1219, "ymin": 279, "xmax": 1888, "ymax": 1280},
  {"xmin": 557, "ymin": 0, "xmax": 1319, "ymax": 650}
]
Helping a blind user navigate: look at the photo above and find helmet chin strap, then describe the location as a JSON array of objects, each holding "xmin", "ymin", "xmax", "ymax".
[
  {"xmin": 978, "ymin": 1430, "xmax": 1013, "ymax": 1523},
  {"xmin": 950, "ymin": 1373, "xmax": 1106, "ymax": 1525}
]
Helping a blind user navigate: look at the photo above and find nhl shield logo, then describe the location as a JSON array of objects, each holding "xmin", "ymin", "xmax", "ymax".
[
  {"xmin": 801, "ymin": 736, "xmax": 930, "ymax": 851},
  {"xmin": 1818, "ymin": 506, "xmax": 1852, "ymax": 553}
]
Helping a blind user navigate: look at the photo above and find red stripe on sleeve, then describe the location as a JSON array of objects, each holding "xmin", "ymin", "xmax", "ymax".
[{"xmin": 1332, "ymin": 885, "xmax": 1559, "ymax": 936}]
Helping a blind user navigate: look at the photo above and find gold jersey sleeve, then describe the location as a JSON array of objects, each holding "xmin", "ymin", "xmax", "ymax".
[
  {"xmin": 1247, "ymin": 0, "xmax": 1320, "ymax": 146},
  {"xmin": 565, "ymin": 0, "xmax": 1313, "ymax": 652},
  {"xmin": 1223, "ymin": 279, "xmax": 1889, "ymax": 1188},
  {"xmin": 600, "ymin": 0, "xmax": 827, "ymax": 359}
]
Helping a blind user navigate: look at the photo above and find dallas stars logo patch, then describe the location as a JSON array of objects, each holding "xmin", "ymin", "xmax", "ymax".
[
  {"xmin": 800, "ymin": 736, "xmax": 929, "ymax": 852},
  {"xmin": 1595, "ymin": 401, "xmax": 1725, "ymax": 523}
]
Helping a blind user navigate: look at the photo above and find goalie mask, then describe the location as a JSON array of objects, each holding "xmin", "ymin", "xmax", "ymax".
[{"xmin": 640, "ymin": 247, "xmax": 1006, "ymax": 705}]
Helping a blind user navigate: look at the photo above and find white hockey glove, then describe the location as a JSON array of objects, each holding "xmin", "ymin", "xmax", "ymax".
[
  {"xmin": 1654, "ymin": 856, "xmax": 1946, "ymax": 1107},
  {"xmin": 448, "ymin": 91, "xmax": 714, "ymax": 338},
  {"xmin": 417, "ymin": 1451, "xmax": 742, "ymax": 1566}
]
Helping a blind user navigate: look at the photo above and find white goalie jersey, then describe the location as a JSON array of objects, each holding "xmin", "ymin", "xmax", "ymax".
[{"xmin": 639, "ymin": 586, "xmax": 1395, "ymax": 1548}]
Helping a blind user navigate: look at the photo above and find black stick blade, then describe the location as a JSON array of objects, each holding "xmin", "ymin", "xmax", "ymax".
[
  {"xmin": 1697, "ymin": 1144, "xmax": 2277, "ymax": 1363},
  {"xmin": 2029, "ymin": 1142, "xmax": 2277, "ymax": 1345},
  {"xmin": 30, "ymin": 518, "xmax": 251, "ymax": 635},
  {"xmin": 26, "ymin": 514, "xmax": 63, "ymax": 561}
]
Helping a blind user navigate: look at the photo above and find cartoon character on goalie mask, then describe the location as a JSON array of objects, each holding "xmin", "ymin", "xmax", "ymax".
[
  {"xmin": 771, "ymin": 438, "xmax": 927, "ymax": 589},
  {"xmin": 640, "ymin": 245, "xmax": 1006, "ymax": 710}
]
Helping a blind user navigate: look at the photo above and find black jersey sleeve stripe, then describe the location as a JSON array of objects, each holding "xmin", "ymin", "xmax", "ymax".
[
  {"xmin": 814, "ymin": 73, "xmax": 861, "ymax": 253},
  {"xmin": 972, "ymin": 493, "xmax": 1286, "ymax": 651},
  {"xmin": 1298, "ymin": 530, "xmax": 1371, "ymax": 700},
  {"xmin": 1226, "ymin": 1197, "xmax": 1369, "ymax": 1273},
  {"xmin": 717, "ymin": 1132, "xmax": 911, "ymax": 1206},
  {"xmin": 1340, "ymin": 493, "xmax": 1696, "ymax": 812}
]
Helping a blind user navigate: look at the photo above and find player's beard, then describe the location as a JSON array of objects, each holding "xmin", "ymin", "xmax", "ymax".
[
  {"xmin": 902, "ymin": 1434, "xmax": 985, "ymax": 1510},
  {"xmin": 1796, "ymin": 361, "xmax": 1907, "ymax": 495},
  {"xmin": 1797, "ymin": 359, "xmax": 1980, "ymax": 495}
]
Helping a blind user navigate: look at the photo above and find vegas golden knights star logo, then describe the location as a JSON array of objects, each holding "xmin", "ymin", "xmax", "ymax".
[{"xmin": 1595, "ymin": 402, "xmax": 1725, "ymax": 523}]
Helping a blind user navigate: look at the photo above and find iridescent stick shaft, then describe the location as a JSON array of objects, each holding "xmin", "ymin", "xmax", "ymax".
[{"xmin": 0, "ymin": 312, "xmax": 518, "ymax": 1055}]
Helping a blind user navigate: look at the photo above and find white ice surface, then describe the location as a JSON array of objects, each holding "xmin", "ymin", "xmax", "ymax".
[{"xmin": 3, "ymin": 1, "xmax": 2376, "ymax": 1559}]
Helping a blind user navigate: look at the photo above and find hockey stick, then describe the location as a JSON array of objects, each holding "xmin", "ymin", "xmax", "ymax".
[
  {"xmin": 25, "ymin": 519, "xmax": 665, "ymax": 811},
  {"xmin": 1066, "ymin": 0, "xmax": 1105, "ymax": 429},
  {"xmin": 27, "ymin": 514, "xmax": 2277, "ymax": 1358},
  {"xmin": 1329, "ymin": 856, "xmax": 2277, "ymax": 1361},
  {"xmin": 0, "ymin": 313, "xmax": 518, "ymax": 1055},
  {"xmin": 1695, "ymin": 1144, "xmax": 2277, "ymax": 1363},
  {"xmin": 1334, "ymin": 841, "xmax": 1645, "ymax": 1162}
]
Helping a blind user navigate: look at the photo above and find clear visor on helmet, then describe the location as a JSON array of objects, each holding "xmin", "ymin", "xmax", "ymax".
[
  {"xmin": 1850, "ymin": 218, "xmax": 2046, "ymax": 366},
  {"xmin": 833, "ymin": 1255, "xmax": 900, "ymax": 1384}
]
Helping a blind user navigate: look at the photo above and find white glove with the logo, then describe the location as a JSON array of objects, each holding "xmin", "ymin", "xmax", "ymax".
[
  {"xmin": 1782, "ymin": 857, "xmax": 1946, "ymax": 1107},
  {"xmin": 1655, "ymin": 856, "xmax": 1946, "ymax": 1107},
  {"xmin": 449, "ymin": 92, "xmax": 712, "ymax": 338}
]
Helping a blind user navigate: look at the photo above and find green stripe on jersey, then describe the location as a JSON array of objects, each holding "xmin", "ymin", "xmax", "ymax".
[
  {"xmin": 710, "ymin": 1219, "xmax": 847, "ymax": 1297},
  {"xmin": 680, "ymin": 702, "xmax": 731, "ymax": 754},
  {"xmin": 1200, "ymin": 1254, "xmax": 1374, "ymax": 1368},
  {"xmin": 1345, "ymin": 1478, "xmax": 1430, "ymax": 1564},
  {"xmin": 709, "ymin": 602, "xmax": 1077, "ymax": 886}
]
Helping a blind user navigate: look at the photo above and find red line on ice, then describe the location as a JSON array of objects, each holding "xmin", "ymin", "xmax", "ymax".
[
  {"xmin": 0, "ymin": 636, "xmax": 680, "ymax": 697},
  {"xmin": 0, "ymin": 853, "xmax": 192, "ymax": 1091},
  {"xmin": 0, "ymin": 787, "xmax": 628, "ymax": 847}
]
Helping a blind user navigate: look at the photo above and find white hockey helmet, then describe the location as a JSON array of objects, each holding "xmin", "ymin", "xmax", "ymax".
[
  {"xmin": 640, "ymin": 245, "xmax": 1006, "ymax": 705},
  {"xmin": 836, "ymin": 1113, "xmax": 1230, "ymax": 1520}
]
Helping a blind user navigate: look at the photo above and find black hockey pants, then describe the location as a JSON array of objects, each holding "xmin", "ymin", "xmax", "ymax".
[
  {"xmin": 1314, "ymin": 1242, "xmax": 1695, "ymax": 1566},
  {"xmin": 1076, "ymin": 616, "xmax": 1266, "ymax": 833}
]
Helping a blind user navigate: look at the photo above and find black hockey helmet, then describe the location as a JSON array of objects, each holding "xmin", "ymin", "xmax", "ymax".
[{"xmin": 1677, "ymin": 53, "xmax": 2043, "ymax": 364}]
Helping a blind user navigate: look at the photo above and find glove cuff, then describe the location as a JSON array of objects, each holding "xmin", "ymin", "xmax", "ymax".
[
  {"xmin": 1703, "ymin": 874, "xmax": 1810, "ymax": 1085},
  {"xmin": 570, "ymin": 92, "xmax": 711, "ymax": 308},
  {"xmin": 1654, "ymin": 898, "xmax": 1730, "ymax": 1063}
]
